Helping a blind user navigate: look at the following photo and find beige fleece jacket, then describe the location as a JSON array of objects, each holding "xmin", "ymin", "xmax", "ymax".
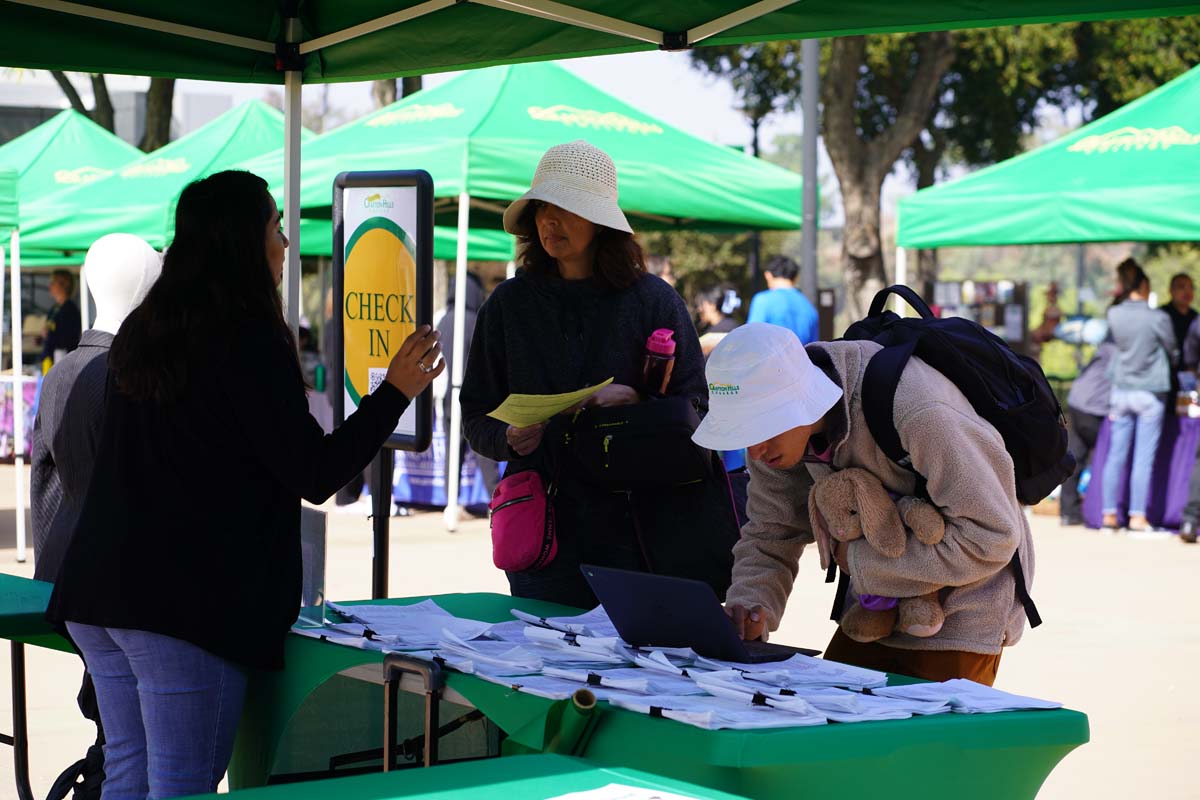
[{"xmin": 725, "ymin": 340, "xmax": 1033, "ymax": 655}]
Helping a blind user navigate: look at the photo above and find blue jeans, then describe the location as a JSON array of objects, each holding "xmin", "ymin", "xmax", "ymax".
[
  {"xmin": 1102, "ymin": 388, "xmax": 1165, "ymax": 517},
  {"xmin": 66, "ymin": 623, "xmax": 248, "ymax": 800}
]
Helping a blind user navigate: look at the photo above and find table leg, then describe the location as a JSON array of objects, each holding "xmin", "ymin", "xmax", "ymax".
[{"xmin": 1, "ymin": 642, "xmax": 35, "ymax": 800}]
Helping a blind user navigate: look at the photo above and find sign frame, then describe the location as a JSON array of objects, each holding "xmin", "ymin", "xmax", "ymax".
[{"xmin": 332, "ymin": 170, "xmax": 434, "ymax": 452}]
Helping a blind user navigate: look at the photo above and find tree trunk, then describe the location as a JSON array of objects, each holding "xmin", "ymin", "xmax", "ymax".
[
  {"xmin": 89, "ymin": 74, "xmax": 114, "ymax": 132},
  {"xmin": 820, "ymin": 33, "xmax": 956, "ymax": 318},
  {"xmin": 749, "ymin": 117, "xmax": 762, "ymax": 292},
  {"xmin": 840, "ymin": 179, "xmax": 888, "ymax": 318},
  {"xmin": 139, "ymin": 78, "xmax": 175, "ymax": 152},
  {"xmin": 401, "ymin": 76, "xmax": 423, "ymax": 98},
  {"xmin": 50, "ymin": 71, "xmax": 87, "ymax": 115},
  {"xmin": 372, "ymin": 79, "xmax": 397, "ymax": 108}
]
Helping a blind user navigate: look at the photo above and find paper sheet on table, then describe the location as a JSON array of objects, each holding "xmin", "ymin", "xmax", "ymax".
[
  {"xmin": 325, "ymin": 599, "xmax": 493, "ymax": 649},
  {"xmin": 487, "ymin": 378, "xmax": 613, "ymax": 426},
  {"xmin": 873, "ymin": 679, "xmax": 1062, "ymax": 714}
]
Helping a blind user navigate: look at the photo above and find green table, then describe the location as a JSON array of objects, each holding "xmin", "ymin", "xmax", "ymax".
[
  {"xmin": 195, "ymin": 753, "xmax": 751, "ymax": 799},
  {"xmin": 230, "ymin": 593, "xmax": 1090, "ymax": 800},
  {"xmin": 0, "ymin": 574, "xmax": 75, "ymax": 800}
]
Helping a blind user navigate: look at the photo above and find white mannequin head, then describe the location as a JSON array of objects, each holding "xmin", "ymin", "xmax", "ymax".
[{"xmin": 82, "ymin": 233, "xmax": 161, "ymax": 335}]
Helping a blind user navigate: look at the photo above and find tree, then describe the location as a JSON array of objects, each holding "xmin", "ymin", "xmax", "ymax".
[
  {"xmin": 371, "ymin": 76, "xmax": 423, "ymax": 108},
  {"xmin": 691, "ymin": 44, "xmax": 802, "ymax": 289},
  {"xmin": 50, "ymin": 71, "xmax": 114, "ymax": 131},
  {"xmin": 822, "ymin": 33, "xmax": 956, "ymax": 316},
  {"xmin": 139, "ymin": 77, "xmax": 175, "ymax": 152},
  {"xmin": 51, "ymin": 71, "xmax": 175, "ymax": 152}
]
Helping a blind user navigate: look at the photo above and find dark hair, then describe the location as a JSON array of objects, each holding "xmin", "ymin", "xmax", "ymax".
[
  {"xmin": 765, "ymin": 255, "xmax": 799, "ymax": 282},
  {"xmin": 1113, "ymin": 257, "xmax": 1150, "ymax": 305},
  {"xmin": 693, "ymin": 285, "xmax": 725, "ymax": 311},
  {"xmin": 1170, "ymin": 272, "xmax": 1193, "ymax": 291},
  {"xmin": 109, "ymin": 170, "xmax": 297, "ymax": 404},
  {"xmin": 514, "ymin": 204, "xmax": 646, "ymax": 291},
  {"xmin": 50, "ymin": 269, "xmax": 75, "ymax": 295}
]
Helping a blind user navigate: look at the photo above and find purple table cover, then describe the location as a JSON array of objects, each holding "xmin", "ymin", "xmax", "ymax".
[{"xmin": 1082, "ymin": 414, "xmax": 1200, "ymax": 529}]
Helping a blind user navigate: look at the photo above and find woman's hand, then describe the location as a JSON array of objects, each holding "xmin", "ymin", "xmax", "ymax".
[
  {"xmin": 725, "ymin": 603, "xmax": 767, "ymax": 641},
  {"xmin": 582, "ymin": 383, "xmax": 641, "ymax": 408},
  {"xmin": 385, "ymin": 325, "xmax": 445, "ymax": 399},
  {"xmin": 506, "ymin": 422, "xmax": 546, "ymax": 456}
]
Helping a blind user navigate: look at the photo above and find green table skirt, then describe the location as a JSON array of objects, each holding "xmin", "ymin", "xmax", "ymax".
[{"xmin": 229, "ymin": 593, "xmax": 1090, "ymax": 800}]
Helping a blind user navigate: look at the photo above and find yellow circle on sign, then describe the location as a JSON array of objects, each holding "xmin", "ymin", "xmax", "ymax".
[{"xmin": 343, "ymin": 217, "xmax": 416, "ymax": 403}]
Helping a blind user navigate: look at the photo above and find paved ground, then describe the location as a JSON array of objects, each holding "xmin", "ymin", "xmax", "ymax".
[{"xmin": 0, "ymin": 462, "xmax": 1197, "ymax": 798}]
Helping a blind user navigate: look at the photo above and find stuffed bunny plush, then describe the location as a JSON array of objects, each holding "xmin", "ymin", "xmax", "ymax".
[{"xmin": 809, "ymin": 467, "xmax": 947, "ymax": 642}]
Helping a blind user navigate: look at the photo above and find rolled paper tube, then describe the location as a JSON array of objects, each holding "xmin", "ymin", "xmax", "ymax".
[{"xmin": 547, "ymin": 688, "xmax": 599, "ymax": 755}]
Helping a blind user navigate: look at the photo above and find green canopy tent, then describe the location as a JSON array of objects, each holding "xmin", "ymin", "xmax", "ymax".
[
  {"xmin": 241, "ymin": 58, "xmax": 805, "ymax": 518},
  {"xmin": 897, "ymin": 62, "xmax": 1200, "ymax": 248},
  {"xmin": 20, "ymin": 100, "xmax": 310, "ymax": 253},
  {"xmin": 0, "ymin": 0, "xmax": 1194, "ymax": 555},
  {"xmin": 0, "ymin": 109, "xmax": 144, "ymax": 329},
  {"xmin": 243, "ymin": 61, "xmax": 804, "ymax": 232}
]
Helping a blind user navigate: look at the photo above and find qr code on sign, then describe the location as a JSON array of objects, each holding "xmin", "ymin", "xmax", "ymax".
[{"xmin": 368, "ymin": 368, "xmax": 388, "ymax": 395}]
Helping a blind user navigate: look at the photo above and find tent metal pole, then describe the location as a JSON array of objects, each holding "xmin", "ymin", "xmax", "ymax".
[
  {"xmin": 9, "ymin": 0, "xmax": 273, "ymax": 52},
  {"xmin": 473, "ymin": 0, "xmax": 663, "ymax": 44},
  {"xmin": 283, "ymin": 19, "xmax": 303, "ymax": 338},
  {"xmin": 1076, "ymin": 243, "xmax": 1086, "ymax": 370},
  {"xmin": 800, "ymin": 37, "xmax": 820, "ymax": 304},
  {"xmin": 10, "ymin": 231, "xmax": 25, "ymax": 563},
  {"xmin": 300, "ymin": 0, "xmax": 457, "ymax": 54},
  {"xmin": 79, "ymin": 266, "xmax": 90, "ymax": 331},
  {"xmin": 444, "ymin": 193, "xmax": 471, "ymax": 532},
  {"xmin": 689, "ymin": 0, "xmax": 801, "ymax": 44}
]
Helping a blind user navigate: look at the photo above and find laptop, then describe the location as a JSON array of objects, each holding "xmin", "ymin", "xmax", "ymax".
[{"xmin": 580, "ymin": 564, "xmax": 821, "ymax": 664}]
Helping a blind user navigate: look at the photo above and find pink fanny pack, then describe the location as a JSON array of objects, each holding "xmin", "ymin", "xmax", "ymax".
[{"xmin": 489, "ymin": 471, "xmax": 557, "ymax": 572}]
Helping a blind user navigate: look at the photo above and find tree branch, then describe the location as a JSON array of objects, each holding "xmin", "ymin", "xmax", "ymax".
[
  {"xmin": 871, "ymin": 31, "xmax": 957, "ymax": 171},
  {"xmin": 50, "ymin": 70, "xmax": 88, "ymax": 116},
  {"xmin": 90, "ymin": 74, "xmax": 114, "ymax": 132}
]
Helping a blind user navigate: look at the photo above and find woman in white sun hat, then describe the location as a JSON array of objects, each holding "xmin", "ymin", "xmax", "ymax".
[
  {"xmin": 460, "ymin": 140, "xmax": 739, "ymax": 608},
  {"xmin": 694, "ymin": 323, "xmax": 1035, "ymax": 685}
]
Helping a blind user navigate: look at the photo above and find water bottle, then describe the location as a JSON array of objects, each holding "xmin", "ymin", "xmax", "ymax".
[{"xmin": 641, "ymin": 328, "xmax": 676, "ymax": 397}]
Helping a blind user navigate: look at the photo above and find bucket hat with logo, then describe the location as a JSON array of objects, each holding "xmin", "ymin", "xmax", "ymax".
[{"xmin": 692, "ymin": 323, "xmax": 843, "ymax": 452}]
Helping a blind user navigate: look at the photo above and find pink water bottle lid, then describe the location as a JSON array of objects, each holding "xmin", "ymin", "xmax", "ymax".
[{"xmin": 646, "ymin": 328, "xmax": 676, "ymax": 355}]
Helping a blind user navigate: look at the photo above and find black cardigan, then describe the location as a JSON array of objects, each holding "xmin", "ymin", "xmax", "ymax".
[{"xmin": 47, "ymin": 322, "xmax": 409, "ymax": 670}]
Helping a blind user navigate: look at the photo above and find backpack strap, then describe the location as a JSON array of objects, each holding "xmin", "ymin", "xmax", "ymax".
[{"xmin": 861, "ymin": 341, "xmax": 1042, "ymax": 629}]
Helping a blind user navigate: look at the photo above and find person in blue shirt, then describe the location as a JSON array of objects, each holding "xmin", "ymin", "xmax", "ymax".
[{"xmin": 747, "ymin": 255, "xmax": 819, "ymax": 344}]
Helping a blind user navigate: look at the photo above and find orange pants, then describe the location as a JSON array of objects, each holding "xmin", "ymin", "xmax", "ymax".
[{"xmin": 823, "ymin": 628, "xmax": 1002, "ymax": 686}]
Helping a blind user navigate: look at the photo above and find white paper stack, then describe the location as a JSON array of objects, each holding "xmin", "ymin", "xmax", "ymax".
[
  {"xmin": 873, "ymin": 679, "xmax": 1062, "ymax": 714},
  {"xmin": 324, "ymin": 600, "xmax": 494, "ymax": 649},
  {"xmin": 543, "ymin": 667, "xmax": 708, "ymax": 696},
  {"xmin": 607, "ymin": 693, "xmax": 827, "ymax": 730},
  {"xmin": 695, "ymin": 653, "xmax": 888, "ymax": 691},
  {"xmin": 511, "ymin": 606, "xmax": 621, "ymax": 638}
]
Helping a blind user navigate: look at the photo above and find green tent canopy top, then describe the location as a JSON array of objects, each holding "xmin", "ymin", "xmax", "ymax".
[
  {"xmin": 242, "ymin": 61, "xmax": 804, "ymax": 232},
  {"xmin": 297, "ymin": 218, "xmax": 514, "ymax": 262},
  {"xmin": 0, "ymin": 2, "xmax": 1198, "ymax": 84},
  {"xmin": 19, "ymin": 100, "xmax": 312, "ymax": 253},
  {"xmin": 898, "ymin": 62, "xmax": 1200, "ymax": 248},
  {"xmin": 0, "ymin": 109, "xmax": 142, "ymax": 205}
]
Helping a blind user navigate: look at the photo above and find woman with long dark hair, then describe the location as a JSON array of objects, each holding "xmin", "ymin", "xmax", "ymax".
[
  {"xmin": 1101, "ymin": 257, "xmax": 1176, "ymax": 530},
  {"xmin": 47, "ymin": 170, "xmax": 443, "ymax": 799},
  {"xmin": 460, "ymin": 140, "xmax": 737, "ymax": 608}
]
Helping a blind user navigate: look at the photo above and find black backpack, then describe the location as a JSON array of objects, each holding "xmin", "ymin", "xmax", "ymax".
[{"xmin": 839, "ymin": 284, "xmax": 1075, "ymax": 628}]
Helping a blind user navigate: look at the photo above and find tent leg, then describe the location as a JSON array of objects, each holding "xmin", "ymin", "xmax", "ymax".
[
  {"xmin": 11, "ymin": 231, "xmax": 24, "ymax": 563},
  {"xmin": 80, "ymin": 267, "xmax": 91, "ymax": 331},
  {"xmin": 282, "ymin": 65, "xmax": 303, "ymax": 337},
  {"xmin": 1076, "ymin": 243, "xmax": 1086, "ymax": 370},
  {"xmin": 894, "ymin": 246, "xmax": 908, "ymax": 314},
  {"xmin": 800, "ymin": 37, "xmax": 820, "ymax": 302},
  {"xmin": 444, "ymin": 193, "xmax": 470, "ymax": 533}
]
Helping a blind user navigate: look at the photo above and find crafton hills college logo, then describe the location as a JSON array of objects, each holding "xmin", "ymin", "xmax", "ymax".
[
  {"xmin": 365, "ymin": 103, "xmax": 465, "ymax": 127},
  {"xmin": 120, "ymin": 158, "xmax": 190, "ymax": 178},
  {"xmin": 708, "ymin": 382, "xmax": 740, "ymax": 396},
  {"xmin": 1068, "ymin": 125, "xmax": 1200, "ymax": 154},
  {"xmin": 527, "ymin": 105, "xmax": 664, "ymax": 135},
  {"xmin": 54, "ymin": 165, "xmax": 114, "ymax": 185}
]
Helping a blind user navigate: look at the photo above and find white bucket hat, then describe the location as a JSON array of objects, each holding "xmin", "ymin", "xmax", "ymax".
[
  {"xmin": 692, "ymin": 323, "xmax": 843, "ymax": 452},
  {"xmin": 502, "ymin": 140, "xmax": 633, "ymax": 235}
]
